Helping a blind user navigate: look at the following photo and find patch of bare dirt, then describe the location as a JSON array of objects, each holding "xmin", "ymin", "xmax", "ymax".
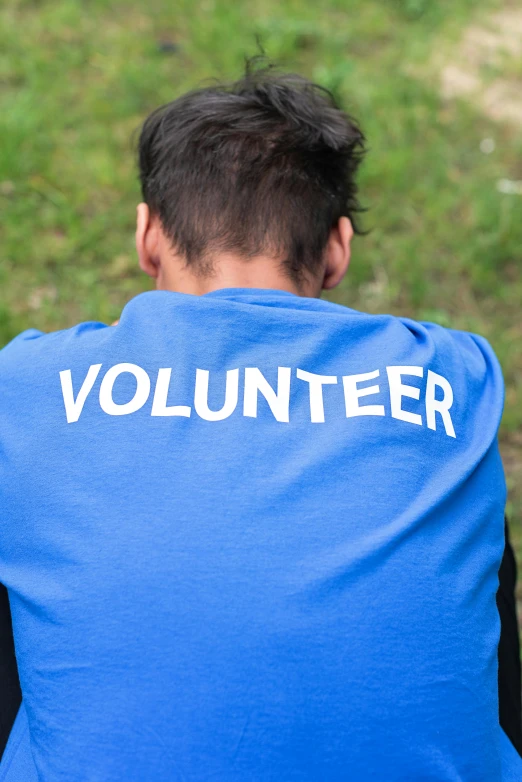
[{"xmin": 438, "ymin": 9, "xmax": 522, "ymax": 125}]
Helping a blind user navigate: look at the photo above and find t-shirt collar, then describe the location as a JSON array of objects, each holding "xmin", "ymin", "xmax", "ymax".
[{"xmin": 203, "ymin": 287, "xmax": 298, "ymax": 298}]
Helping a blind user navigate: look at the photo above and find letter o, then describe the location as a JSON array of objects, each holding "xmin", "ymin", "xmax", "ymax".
[{"xmin": 99, "ymin": 363, "xmax": 151, "ymax": 416}]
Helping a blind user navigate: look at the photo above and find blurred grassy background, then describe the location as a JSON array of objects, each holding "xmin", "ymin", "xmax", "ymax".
[{"xmin": 1, "ymin": 0, "xmax": 521, "ymax": 593}]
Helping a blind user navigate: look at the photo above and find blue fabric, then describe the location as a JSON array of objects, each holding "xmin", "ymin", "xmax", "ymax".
[
  {"xmin": 501, "ymin": 726, "xmax": 522, "ymax": 781},
  {"xmin": 0, "ymin": 703, "xmax": 37, "ymax": 782},
  {"xmin": 0, "ymin": 287, "xmax": 519, "ymax": 780}
]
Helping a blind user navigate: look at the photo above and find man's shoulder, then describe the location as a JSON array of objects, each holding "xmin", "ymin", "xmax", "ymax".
[
  {"xmin": 0, "ymin": 322, "xmax": 111, "ymax": 375},
  {"xmin": 416, "ymin": 319, "xmax": 503, "ymax": 382},
  {"xmin": 335, "ymin": 305, "xmax": 504, "ymax": 387}
]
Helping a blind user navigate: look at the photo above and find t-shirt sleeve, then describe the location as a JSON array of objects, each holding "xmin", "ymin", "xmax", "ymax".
[
  {"xmin": 447, "ymin": 329, "xmax": 504, "ymax": 386},
  {"xmin": 0, "ymin": 330, "xmax": 45, "ymax": 367},
  {"xmin": 416, "ymin": 321, "xmax": 505, "ymax": 447}
]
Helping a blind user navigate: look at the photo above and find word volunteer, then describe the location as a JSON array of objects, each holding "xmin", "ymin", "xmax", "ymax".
[{"xmin": 59, "ymin": 362, "xmax": 457, "ymax": 438}]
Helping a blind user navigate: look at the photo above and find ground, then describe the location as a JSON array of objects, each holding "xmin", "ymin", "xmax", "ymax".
[{"xmin": 1, "ymin": 0, "xmax": 521, "ymax": 598}]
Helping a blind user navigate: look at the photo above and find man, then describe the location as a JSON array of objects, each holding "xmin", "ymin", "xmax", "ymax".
[{"xmin": 0, "ymin": 59, "xmax": 521, "ymax": 780}]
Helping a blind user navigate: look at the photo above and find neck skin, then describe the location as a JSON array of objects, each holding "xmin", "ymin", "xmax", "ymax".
[
  {"xmin": 156, "ymin": 252, "xmax": 309, "ymax": 297},
  {"xmin": 134, "ymin": 203, "xmax": 354, "ymax": 299}
]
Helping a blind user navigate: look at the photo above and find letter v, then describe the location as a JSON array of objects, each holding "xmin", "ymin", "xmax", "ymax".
[{"xmin": 59, "ymin": 364, "xmax": 102, "ymax": 423}]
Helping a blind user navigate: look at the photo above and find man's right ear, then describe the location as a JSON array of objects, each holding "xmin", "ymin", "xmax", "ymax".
[{"xmin": 135, "ymin": 203, "xmax": 160, "ymax": 279}]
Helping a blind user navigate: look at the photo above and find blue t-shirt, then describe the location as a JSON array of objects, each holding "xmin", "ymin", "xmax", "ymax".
[{"xmin": 0, "ymin": 287, "xmax": 517, "ymax": 780}]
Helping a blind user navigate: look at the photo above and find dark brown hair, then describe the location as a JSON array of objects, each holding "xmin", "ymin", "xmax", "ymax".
[{"xmin": 138, "ymin": 56, "xmax": 366, "ymax": 285}]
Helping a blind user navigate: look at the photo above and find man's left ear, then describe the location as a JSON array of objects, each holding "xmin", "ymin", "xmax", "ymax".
[{"xmin": 321, "ymin": 216, "xmax": 353, "ymax": 291}]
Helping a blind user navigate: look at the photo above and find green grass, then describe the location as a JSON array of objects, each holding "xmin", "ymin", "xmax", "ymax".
[{"xmin": 1, "ymin": 0, "xmax": 521, "ymax": 564}]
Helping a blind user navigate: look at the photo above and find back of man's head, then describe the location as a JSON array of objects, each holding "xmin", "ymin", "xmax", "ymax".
[{"xmin": 138, "ymin": 57, "xmax": 366, "ymax": 286}]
